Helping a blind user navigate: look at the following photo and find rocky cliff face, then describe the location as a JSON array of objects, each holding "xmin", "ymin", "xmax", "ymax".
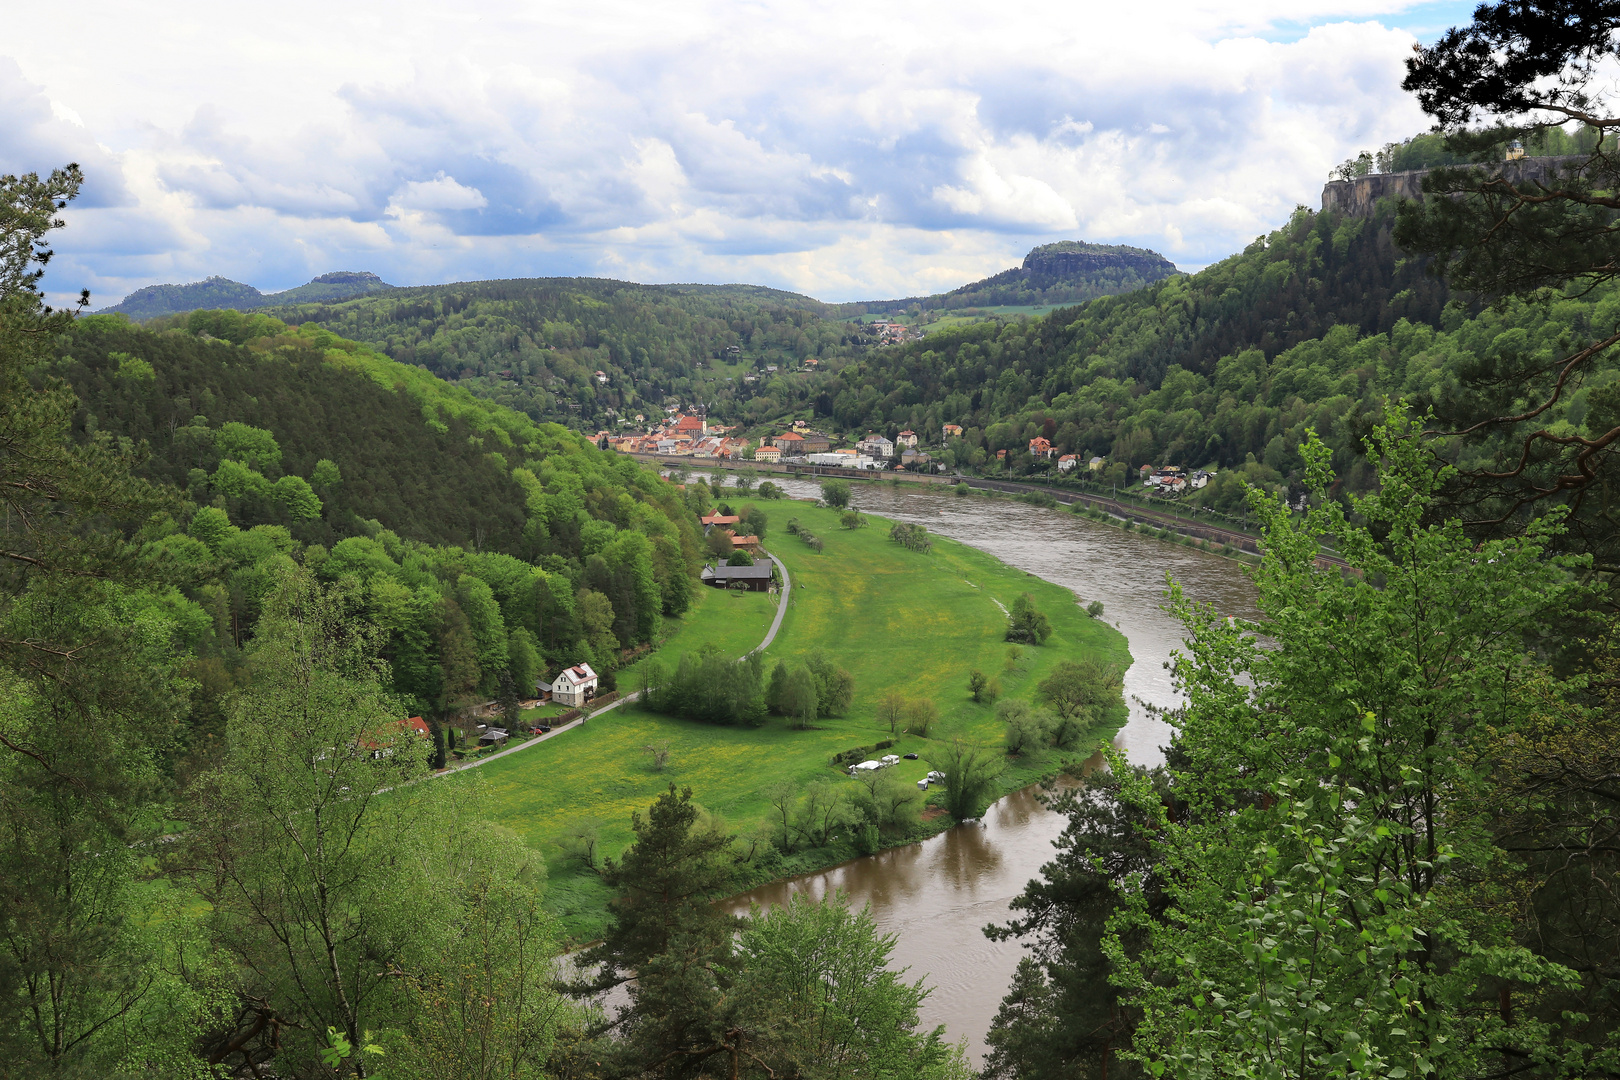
[{"xmin": 1321, "ymin": 155, "xmax": 1584, "ymax": 217}]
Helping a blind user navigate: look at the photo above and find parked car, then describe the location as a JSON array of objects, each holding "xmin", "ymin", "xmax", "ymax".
[
  {"xmin": 537, "ymin": 724, "xmax": 552, "ymax": 734},
  {"xmin": 903, "ymin": 752, "xmax": 919, "ymax": 760}
]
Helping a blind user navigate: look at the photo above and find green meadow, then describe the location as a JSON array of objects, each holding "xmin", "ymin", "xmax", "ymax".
[{"xmin": 462, "ymin": 497, "xmax": 1130, "ymax": 940}]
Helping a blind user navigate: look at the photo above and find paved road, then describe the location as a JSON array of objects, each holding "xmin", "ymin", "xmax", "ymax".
[
  {"xmin": 750, "ymin": 552, "xmax": 791, "ymax": 655},
  {"xmin": 438, "ymin": 549, "xmax": 791, "ymax": 776}
]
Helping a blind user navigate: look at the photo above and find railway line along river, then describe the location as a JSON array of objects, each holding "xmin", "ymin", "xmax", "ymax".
[{"xmin": 718, "ymin": 477, "xmax": 1262, "ymax": 1065}]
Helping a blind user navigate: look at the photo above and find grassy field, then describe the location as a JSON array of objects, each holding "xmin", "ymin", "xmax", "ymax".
[{"xmin": 459, "ymin": 498, "xmax": 1130, "ymax": 940}]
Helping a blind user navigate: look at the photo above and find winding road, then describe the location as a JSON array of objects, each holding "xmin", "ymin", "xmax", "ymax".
[{"xmin": 441, "ymin": 551, "xmax": 790, "ymax": 775}]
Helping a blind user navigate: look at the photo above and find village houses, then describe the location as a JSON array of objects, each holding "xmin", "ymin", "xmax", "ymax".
[{"xmin": 857, "ymin": 433, "xmax": 894, "ymax": 459}]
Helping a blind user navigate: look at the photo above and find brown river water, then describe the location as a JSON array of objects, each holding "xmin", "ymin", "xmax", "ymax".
[{"xmin": 715, "ymin": 478, "xmax": 1262, "ymax": 1065}]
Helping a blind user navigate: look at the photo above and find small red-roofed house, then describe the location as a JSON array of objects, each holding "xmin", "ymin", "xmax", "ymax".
[
  {"xmin": 1058, "ymin": 454, "xmax": 1079, "ymax": 472},
  {"xmin": 1028, "ymin": 437, "xmax": 1054, "ymax": 459}
]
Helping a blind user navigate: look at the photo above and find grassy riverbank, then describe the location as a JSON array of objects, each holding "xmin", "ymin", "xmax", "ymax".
[{"xmin": 464, "ymin": 497, "xmax": 1130, "ymax": 941}]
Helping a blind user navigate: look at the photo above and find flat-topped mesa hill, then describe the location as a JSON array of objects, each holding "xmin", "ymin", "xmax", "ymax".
[
  {"xmin": 1021, "ymin": 240, "xmax": 1177, "ymax": 278},
  {"xmin": 841, "ymin": 240, "xmax": 1182, "ymax": 316},
  {"xmin": 98, "ymin": 270, "xmax": 394, "ymax": 320}
]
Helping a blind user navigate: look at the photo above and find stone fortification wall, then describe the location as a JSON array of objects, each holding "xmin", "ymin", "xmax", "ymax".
[{"xmin": 1321, "ymin": 155, "xmax": 1585, "ymax": 217}]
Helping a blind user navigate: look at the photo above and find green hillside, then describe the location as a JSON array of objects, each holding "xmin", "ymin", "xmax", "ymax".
[
  {"xmin": 47, "ymin": 306, "xmax": 709, "ymax": 723},
  {"xmin": 255, "ymin": 276, "xmax": 869, "ymax": 427}
]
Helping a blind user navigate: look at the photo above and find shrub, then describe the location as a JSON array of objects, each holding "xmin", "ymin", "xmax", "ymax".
[
  {"xmin": 954, "ymin": 482, "xmax": 970, "ymax": 497},
  {"xmin": 726, "ymin": 550, "xmax": 755, "ymax": 566},
  {"xmin": 1005, "ymin": 593, "xmax": 1052, "ymax": 644},
  {"xmin": 820, "ymin": 479, "xmax": 851, "ymax": 508},
  {"xmin": 839, "ymin": 511, "xmax": 866, "ymax": 530},
  {"xmin": 888, "ymin": 521, "xmax": 932, "ymax": 553},
  {"xmin": 932, "ymin": 740, "xmax": 1004, "ymax": 821},
  {"xmin": 1086, "ymin": 600, "xmax": 1105, "ymax": 618}
]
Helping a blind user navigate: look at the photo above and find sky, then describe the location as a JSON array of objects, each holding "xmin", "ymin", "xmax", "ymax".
[{"xmin": 3, "ymin": 0, "xmax": 1480, "ymax": 307}]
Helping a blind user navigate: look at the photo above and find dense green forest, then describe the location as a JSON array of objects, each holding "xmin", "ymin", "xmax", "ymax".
[
  {"xmin": 47, "ymin": 305, "xmax": 712, "ymax": 734},
  {"xmin": 815, "ymin": 204, "xmax": 1452, "ymax": 482},
  {"xmin": 255, "ymin": 278, "xmax": 866, "ymax": 427}
]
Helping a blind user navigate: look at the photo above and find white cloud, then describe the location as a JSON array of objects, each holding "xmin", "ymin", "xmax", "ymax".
[{"xmin": 0, "ymin": 0, "xmax": 1469, "ymax": 305}]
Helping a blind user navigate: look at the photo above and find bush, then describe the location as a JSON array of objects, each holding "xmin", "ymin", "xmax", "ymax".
[
  {"xmin": 888, "ymin": 521, "xmax": 932, "ymax": 553},
  {"xmin": 1085, "ymin": 600, "xmax": 1105, "ymax": 618},
  {"xmin": 820, "ymin": 479, "xmax": 851, "ymax": 508},
  {"xmin": 932, "ymin": 740, "xmax": 1004, "ymax": 821},
  {"xmin": 726, "ymin": 549, "xmax": 755, "ymax": 566},
  {"xmin": 1005, "ymin": 593, "xmax": 1053, "ymax": 644},
  {"xmin": 757, "ymin": 481, "xmax": 785, "ymax": 499},
  {"xmin": 954, "ymin": 482, "xmax": 970, "ymax": 497},
  {"xmin": 839, "ymin": 511, "xmax": 866, "ymax": 530}
]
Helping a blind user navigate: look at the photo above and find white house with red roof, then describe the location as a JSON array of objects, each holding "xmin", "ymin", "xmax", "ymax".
[
  {"xmin": 1057, "ymin": 454, "xmax": 1079, "ymax": 472},
  {"xmin": 547, "ymin": 663, "xmax": 599, "ymax": 707},
  {"xmin": 896, "ymin": 430, "xmax": 918, "ymax": 449}
]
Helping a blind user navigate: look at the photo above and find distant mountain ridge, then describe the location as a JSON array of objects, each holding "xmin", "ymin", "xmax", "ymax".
[
  {"xmin": 837, "ymin": 241, "xmax": 1181, "ymax": 316},
  {"xmin": 97, "ymin": 270, "xmax": 394, "ymax": 319}
]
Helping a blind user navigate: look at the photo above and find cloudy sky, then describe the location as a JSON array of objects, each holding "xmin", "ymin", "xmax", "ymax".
[{"xmin": 4, "ymin": 0, "xmax": 1476, "ymax": 307}]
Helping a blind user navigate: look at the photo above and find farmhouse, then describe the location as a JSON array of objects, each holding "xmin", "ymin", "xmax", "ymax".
[
  {"xmin": 548, "ymin": 663, "xmax": 599, "ymax": 707},
  {"xmin": 700, "ymin": 562, "xmax": 774, "ymax": 591},
  {"xmin": 700, "ymin": 511, "xmax": 741, "ymax": 530}
]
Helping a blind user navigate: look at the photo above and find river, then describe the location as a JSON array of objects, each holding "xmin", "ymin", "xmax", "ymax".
[{"xmin": 719, "ymin": 477, "xmax": 1262, "ymax": 1065}]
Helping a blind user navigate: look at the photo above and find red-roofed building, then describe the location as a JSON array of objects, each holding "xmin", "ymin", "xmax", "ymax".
[
  {"xmin": 1028, "ymin": 437, "xmax": 1055, "ymax": 459},
  {"xmin": 673, "ymin": 414, "xmax": 706, "ymax": 435},
  {"xmin": 701, "ymin": 512, "xmax": 741, "ymax": 528},
  {"xmin": 896, "ymin": 430, "xmax": 918, "ymax": 448},
  {"xmin": 1058, "ymin": 454, "xmax": 1078, "ymax": 472},
  {"xmin": 358, "ymin": 715, "xmax": 432, "ymax": 758}
]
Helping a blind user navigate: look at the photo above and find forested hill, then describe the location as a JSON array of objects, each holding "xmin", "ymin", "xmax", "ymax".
[
  {"xmin": 254, "ymin": 276, "xmax": 867, "ymax": 426},
  {"xmin": 833, "ymin": 203, "xmax": 1462, "ymax": 496},
  {"xmin": 839, "ymin": 241, "xmax": 1181, "ymax": 315},
  {"xmin": 44, "ymin": 307, "xmax": 710, "ymax": 719},
  {"xmin": 96, "ymin": 270, "xmax": 394, "ymax": 319},
  {"xmin": 56, "ymin": 307, "xmax": 699, "ymax": 556}
]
